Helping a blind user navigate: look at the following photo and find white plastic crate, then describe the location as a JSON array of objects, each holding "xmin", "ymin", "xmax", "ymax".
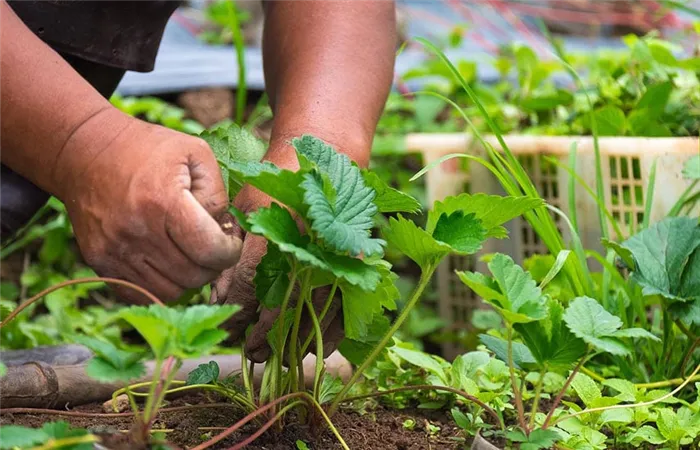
[{"xmin": 404, "ymin": 133, "xmax": 699, "ymax": 358}]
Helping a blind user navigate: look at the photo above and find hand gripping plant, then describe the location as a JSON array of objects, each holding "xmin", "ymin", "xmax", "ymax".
[{"xmin": 192, "ymin": 127, "xmax": 543, "ymax": 448}]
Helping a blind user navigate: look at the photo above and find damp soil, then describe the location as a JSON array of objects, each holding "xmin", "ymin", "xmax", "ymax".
[{"xmin": 0, "ymin": 394, "xmax": 469, "ymax": 449}]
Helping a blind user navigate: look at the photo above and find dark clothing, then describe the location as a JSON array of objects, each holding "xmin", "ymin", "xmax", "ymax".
[{"xmin": 1, "ymin": 1, "xmax": 179, "ymax": 240}]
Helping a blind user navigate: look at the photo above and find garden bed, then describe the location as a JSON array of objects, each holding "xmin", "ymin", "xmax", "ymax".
[{"xmin": 0, "ymin": 394, "xmax": 465, "ymax": 450}]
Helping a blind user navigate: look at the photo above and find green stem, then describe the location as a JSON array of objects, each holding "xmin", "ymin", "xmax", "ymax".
[
  {"xmin": 288, "ymin": 273, "xmax": 310, "ymax": 394},
  {"xmin": 529, "ymin": 368, "xmax": 547, "ymax": 429},
  {"xmin": 542, "ymin": 351, "xmax": 589, "ymax": 429},
  {"xmin": 145, "ymin": 359, "xmax": 181, "ymax": 428},
  {"xmin": 507, "ymin": 325, "xmax": 528, "ymax": 433},
  {"xmin": 304, "ymin": 293, "xmax": 325, "ymax": 402},
  {"xmin": 328, "ymin": 267, "xmax": 435, "ymax": 415},
  {"xmin": 275, "ymin": 264, "xmax": 298, "ymax": 402},
  {"xmin": 227, "ymin": 0, "xmax": 246, "ymax": 125},
  {"xmin": 31, "ymin": 434, "xmax": 99, "ymax": 450},
  {"xmin": 142, "ymin": 359, "xmax": 163, "ymax": 425},
  {"xmin": 300, "ymin": 280, "xmax": 338, "ymax": 356}
]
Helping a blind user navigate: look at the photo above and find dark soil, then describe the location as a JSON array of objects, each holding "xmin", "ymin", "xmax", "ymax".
[{"xmin": 0, "ymin": 394, "xmax": 466, "ymax": 449}]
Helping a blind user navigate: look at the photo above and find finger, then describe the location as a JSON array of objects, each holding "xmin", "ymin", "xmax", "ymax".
[
  {"xmin": 245, "ymin": 307, "xmax": 278, "ymax": 363},
  {"xmin": 188, "ymin": 138, "xmax": 230, "ymax": 218},
  {"xmin": 215, "ymin": 236, "xmax": 267, "ymax": 342},
  {"xmin": 129, "ymin": 256, "xmax": 185, "ymax": 303},
  {"xmin": 166, "ymin": 189, "xmax": 243, "ymax": 271},
  {"xmin": 145, "ymin": 238, "xmax": 219, "ymax": 289}
]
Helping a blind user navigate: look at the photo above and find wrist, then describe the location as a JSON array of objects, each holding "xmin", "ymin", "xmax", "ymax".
[{"xmin": 50, "ymin": 107, "xmax": 135, "ymax": 200}]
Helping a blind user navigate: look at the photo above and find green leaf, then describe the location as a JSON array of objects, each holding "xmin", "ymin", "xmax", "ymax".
[
  {"xmin": 225, "ymin": 161, "xmax": 307, "ymax": 214},
  {"xmin": 390, "ymin": 346, "xmax": 447, "ymax": 382},
  {"xmin": 427, "ymin": 194, "xmax": 543, "ymax": 238},
  {"xmin": 683, "ymin": 155, "xmax": 700, "ymax": 180},
  {"xmin": 539, "ymin": 250, "xmax": 571, "ymax": 289},
  {"xmin": 571, "ymin": 372, "xmax": 602, "ymax": 408},
  {"xmin": 69, "ymin": 335, "xmax": 145, "ymax": 383},
  {"xmin": 201, "ymin": 124, "xmax": 266, "ymax": 197},
  {"xmin": 384, "ymin": 216, "xmax": 452, "ymax": 271},
  {"xmin": 478, "ymin": 334, "xmax": 537, "ymax": 370},
  {"xmin": 248, "ymin": 204, "xmax": 381, "ymax": 290},
  {"xmin": 622, "ymin": 217, "xmax": 700, "ymax": 302},
  {"xmin": 637, "ymin": 81, "xmax": 673, "ymax": 119},
  {"xmin": 451, "ymin": 407, "xmax": 470, "ymax": 429},
  {"xmin": 458, "ymin": 254, "xmax": 547, "ymax": 324},
  {"xmin": 187, "ymin": 361, "xmax": 220, "ymax": 385},
  {"xmin": 591, "ymin": 105, "xmax": 626, "ymax": 136},
  {"xmin": 0, "ymin": 425, "xmax": 48, "ymax": 449},
  {"xmin": 267, "ymin": 309, "xmax": 295, "ymax": 356},
  {"xmin": 254, "ymin": 244, "xmax": 291, "ymax": 309},
  {"xmin": 515, "ymin": 297, "xmax": 587, "ymax": 372},
  {"xmin": 293, "ymin": 136, "xmax": 385, "ymax": 257},
  {"xmin": 340, "ymin": 266, "xmax": 398, "ymax": 340},
  {"xmin": 521, "ymin": 89, "xmax": 573, "ymax": 111},
  {"xmin": 563, "ymin": 297, "xmax": 632, "ymax": 356},
  {"xmin": 301, "ymin": 171, "xmax": 384, "ymax": 257},
  {"xmin": 296, "ymin": 440, "xmax": 310, "ymax": 450},
  {"xmin": 432, "ymin": 211, "xmax": 487, "ymax": 254},
  {"xmin": 602, "ymin": 238, "xmax": 635, "ymax": 269},
  {"xmin": 361, "ymin": 169, "xmax": 421, "ymax": 214},
  {"xmin": 338, "ymin": 314, "xmax": 391, "ymax": 365},
  {"xmin": 318, "ymin": 374, "xmax": 343, "ymax": 405},
  {"xmin": 624, "ymin": 425, "xmax": 667, "ymax": 446},
  {"xmin": 612, "ymin": 328, "xmax": 660, "ymax": 341},
  {"xmin": 657, "ymin": 408, "xmax": 688, "ymax": 443},
  {"xmin": 120, "ymin": 304, "xmax": 239, "ymax": 360},
  {"xmin": 603, "ymin": 378, "xmax": 638, "ymax": 402},
  {"xmin": 507, "ymin": 428, "xmax": 560, "ymax": 450}
]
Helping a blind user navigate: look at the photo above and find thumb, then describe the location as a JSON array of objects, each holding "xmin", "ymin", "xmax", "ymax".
[{"xmin": 166, "ymin": 190, "xmax": 242, "ymax": 271}]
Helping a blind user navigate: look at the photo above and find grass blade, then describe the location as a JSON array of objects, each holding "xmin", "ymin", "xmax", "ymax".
[{"xmin": 642, "ymin": 158, "xmax": 658, "ymax": 230}]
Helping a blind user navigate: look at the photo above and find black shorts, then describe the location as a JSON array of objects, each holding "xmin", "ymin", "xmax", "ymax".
[{"xmin": 1, "ymin": 1, "xmax": 180, "ymax": 240}]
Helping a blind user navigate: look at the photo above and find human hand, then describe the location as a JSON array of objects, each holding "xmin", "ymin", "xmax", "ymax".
[
  {"xmin": 210, "ymin": 147, "xmax": 345, "ymax": 363},
  {"xmin": 57, "ymin": 110, "xmax": 242, "ymax": 303}
]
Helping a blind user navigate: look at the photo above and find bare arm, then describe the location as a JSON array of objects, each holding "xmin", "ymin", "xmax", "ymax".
[
  {"xmin": 214, "ymin": 0, "xmax": 396, "ymax": 360},
  {"xmin": 262, "ymin": 0, "xmax": 396, "ymax": 168}
]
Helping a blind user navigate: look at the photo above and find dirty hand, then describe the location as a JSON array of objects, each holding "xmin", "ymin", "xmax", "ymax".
[
  {"xmin": 210, "ymin": 148, "xmax": 345, "ymax": 363},
  {"xmin": 57, "ymin": 110, "xmax": 242, "ymax": 303}
]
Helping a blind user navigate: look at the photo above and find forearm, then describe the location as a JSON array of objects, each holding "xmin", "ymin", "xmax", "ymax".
[
  {"xmin": 0, "ymin": 1, "xmax": 125, "ymax": 198},
  {"xmin": 261, "ymin": 0, "xmax": 396, "ymax": 168}
]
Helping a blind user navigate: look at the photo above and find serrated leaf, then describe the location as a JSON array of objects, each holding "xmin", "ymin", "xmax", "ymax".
[
  {"xmin": 384, "ymin": 216, "xmax": 452, "ymax": 271},
  {"xmin": 507, "ymin": 428, "xmax": 560, "ymax": 450},
  {"xmin": 563, "ymin": 297, "xmax": 634, "ymax": 356},
  {"xmin": 391, "ymin": 346, "xmax": 447, "ymax": 382},
  {"xmin": 451, "ymin": 351, "xmax": 490, "ymax": 390},
  {"xmin": 226, "ymin": 161, "xmax": 307, "ymax": 213},
  {"xmin": 571, "ymin": 372, "xmax": 602, "ymax": 408},
  {"xmin": 624, "ymin": 425, "xmax": 667, "ymax": 445},
  {"xmin": 187, "ymin": 361, "xmax": 220, "ymax": 386},
  {"xmin": 340, "ymin": 267, "xmax": 399, "ymax": 340},
  {"xmin": 432, "ymin": 211, "xmax": 487, "ymax": 254},
  {"xmin": 318, "ymin": 374, "xmax": 344, "ymax": 405},
  {"xmin": 294, "ymin": 135, "xmax": 384, "ymax": 257},
  {"xmin": 362, "ymin": 169, "xmax": 421, "ymax": 214},
  {"xmin": 622, "ymin": 217, "xmax": 700, "ymax": 302},
  {"xmin": 683, "ymin": 155, "xmax": 700, "ymax": 180},
  {"xmin": 458, "ymin": 254, "xmax": 547, "ymax": 324},
  {"xmin": 120, "ymin": 304, "xmax": 239, "ymax": 360},
  {"xmin": 254, "ymin": 244, "xmax": 291, "ymax": 309},
  {"xmin": 603, "ymin": 378, "xmax": 637, "ymax": 402},
  {"xmin": 201, "ymin": 124, "xmax": 266, "ymax": 197},
  {"xmin": 515, "ymin": 297, "xmax": 587, "ymax": 372},
  {"xmin": 427, "ymin": 194, "xmax": 543, "ymax": 237},
  {"xmin": 247, "ymin": 204, "xmax": 380, "ymax": 290},
  {"xmin": 612, "ymin": 328, "xmax": 660, "ymax": 341},
  {"xmin": 301, "ymin": 171, "xmax": 385, "ymax": 257},
  {"xmin": 479, "ymin": 334, "xmax": 537, "ymax": 370}
]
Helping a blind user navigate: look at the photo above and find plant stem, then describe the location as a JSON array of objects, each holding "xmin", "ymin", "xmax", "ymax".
[
  {"xmin": 304, "ymin": 294, "xmax": 325, "ymax": 402},
  {"xmin": 506, "ymin": 325, "xmax": 528, "ymax": 433},
  {"xmin": 0, "ymin": 403, "xmax": 239, "ymax": 418},
  {"xmin": 31, "ymin": 434, "xmax": 99, "ymax": 450},
  {"xmin": 0, "ymin": 277, "xmax": 163, "ymax": 328},
  {"xmin": 542, "ymin": 352, "xmax": 589, "ymax": 429},
  {"xmin": 142, "ymin": 359, "xmax": 163, "ymax": 426},
  {"xmin": 275, "ymin": 265, "xmax": 298, "ymax": 402},
  {"xmin": 226, "ymin": 401, "xmax": 306, "ymax": 450},
  {"xmin": 328, "ymin": 268, "xmax": 434, "ymax": 416},
  {"xmin": 341, "ymin": 385, "xmax": 503, "ymax": 429},
  {"xmin": 288, "ymin": 273, "xmax": 310, "ymax": 394},
  {"xmin": 300, "ymin": 280, "xmax": 338, "ymax": 356},
  {"xmin": 227, "ymin": 0, "xmax": 246, "ymax": 125},
  {"xmin": 553, "ymin": 362, "xmax": 700, "ymax": 427},
  {"xmin": 241, "ymin": 356, "xmax": 255, "ymax": 406},
  {"xmin": 529, "ymin": 368, "xmax": 547, "ymax": 429}
]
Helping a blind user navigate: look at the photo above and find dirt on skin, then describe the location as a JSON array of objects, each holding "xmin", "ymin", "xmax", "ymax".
[{"xmin": 0, "ymin": 394, "xmax": 467, "ymax": 450}]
